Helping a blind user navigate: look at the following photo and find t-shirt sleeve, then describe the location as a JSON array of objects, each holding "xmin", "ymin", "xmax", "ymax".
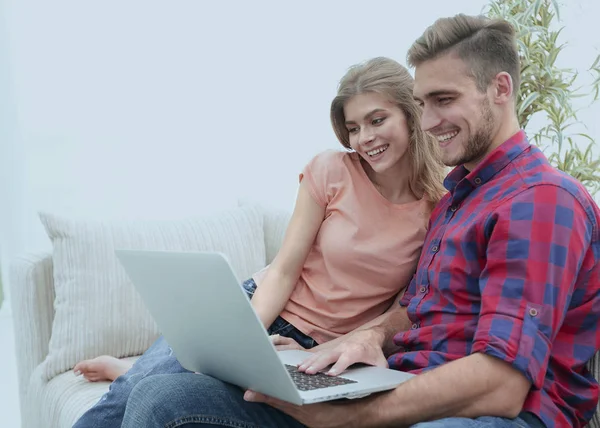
[{"xmin": 299, "ymin": 150, "xmax": 345, "ymax": 208}]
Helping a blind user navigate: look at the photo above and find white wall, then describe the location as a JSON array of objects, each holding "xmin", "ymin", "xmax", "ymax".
[
  {"xmin": 1, "ymin": 0, "xmax": 599, "ymax": 299},
  {"xmin": 0, "ymin": 0, "xmax": 26, "ymax": 294}
]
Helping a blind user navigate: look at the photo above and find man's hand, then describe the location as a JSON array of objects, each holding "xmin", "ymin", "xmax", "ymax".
[
  {"xmin": 244, "ymin": 390, "xmax": 363, "ymax": 428},
  {"xmin": 298, "ymin": 329, "xmax": 387, "ymax": 376}
]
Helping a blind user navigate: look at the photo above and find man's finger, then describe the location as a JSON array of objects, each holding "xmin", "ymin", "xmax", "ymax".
[
  {"xmin": 244, "ymin": 390, "xmax": 269, "ymax": 403},
  {"xmin": 244, "ymin": 390, "xmax": 299, "ymax": 414}
]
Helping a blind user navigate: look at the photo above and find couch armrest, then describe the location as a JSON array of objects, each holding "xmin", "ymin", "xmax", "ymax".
[{"xmin": 9, "ymin": 252, "xmax": 55, "ymax": 421}]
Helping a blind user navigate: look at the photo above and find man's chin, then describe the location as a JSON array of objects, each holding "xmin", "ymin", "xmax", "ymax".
[{"xmin": 441, "ymin": 153, "xmax": 463, "ymax": 168}]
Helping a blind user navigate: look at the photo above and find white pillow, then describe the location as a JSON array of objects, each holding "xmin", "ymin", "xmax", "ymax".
[{"xmin": 38, "ymin": 206, "xmax": 266, "ymax": 381}]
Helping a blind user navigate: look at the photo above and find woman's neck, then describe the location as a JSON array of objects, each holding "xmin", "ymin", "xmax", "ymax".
[{"xmin": 361, "ymin": 157, "xmax": 417, "ymax": 204}]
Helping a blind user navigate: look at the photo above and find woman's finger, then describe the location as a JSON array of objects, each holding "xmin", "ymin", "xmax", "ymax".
[
  {"xmin": 275, "ymin": 343, "xmax": 301, "ymax": 351},
  {"xmin": 270, "ymin": 335, "xmax": 305, "ymax": 351},
  {"xmin": 270, "ymin": 334, "xmax": 290, "ymax": 344}
]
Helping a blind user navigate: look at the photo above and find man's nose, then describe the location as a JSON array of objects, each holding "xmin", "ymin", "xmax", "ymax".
[{"xmin": 420, "ymin": 105, "xmax": 442, "ymax": 132}]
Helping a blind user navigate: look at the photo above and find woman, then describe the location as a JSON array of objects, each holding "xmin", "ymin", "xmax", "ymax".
[{"xmin": 73, "ymin": 56, "xmax": 446, "ymax": 427}]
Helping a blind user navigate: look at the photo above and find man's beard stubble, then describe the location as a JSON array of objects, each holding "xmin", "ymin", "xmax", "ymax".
[{"xmin": 451, "ymin": 98, "xmax": 495, "ymax": 168}]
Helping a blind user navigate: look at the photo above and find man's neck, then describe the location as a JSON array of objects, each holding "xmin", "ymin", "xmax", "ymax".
[{"xmin": 464, "ymin": 115, "xmax": 521, "ymax": 171}]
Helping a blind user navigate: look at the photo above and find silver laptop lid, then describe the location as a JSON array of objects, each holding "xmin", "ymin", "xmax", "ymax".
[{"xmin": 115, "ymin": 249, "xmax": 303, "ymax": 404}]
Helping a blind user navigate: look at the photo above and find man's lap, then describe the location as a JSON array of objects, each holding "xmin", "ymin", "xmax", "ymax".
[
  {"xmin": 121, "ymin": 372, "xmax": 540, "ymax": 428},
  {"xmin": 121, "ymin": 372, "xmax": 305, "ymax": 428}
]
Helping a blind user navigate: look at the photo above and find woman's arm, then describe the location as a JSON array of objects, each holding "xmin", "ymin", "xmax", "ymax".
[
  {"xmin": 308, "ymin": 287, "xmax": 411, "ymax": 356},
  {"xmin": 251, "ymin": 180, "xmax": 325, "ymax": 328}
]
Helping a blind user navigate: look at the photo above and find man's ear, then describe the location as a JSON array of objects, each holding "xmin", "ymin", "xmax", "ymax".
[{"xmin": 491, "ymin": 71, "xmax": 513, "ymax": 105}]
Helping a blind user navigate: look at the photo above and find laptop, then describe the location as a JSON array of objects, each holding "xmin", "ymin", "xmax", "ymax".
[{"xmin": 115, "ymin": 249, "xmax": 414, "ymax": 405}]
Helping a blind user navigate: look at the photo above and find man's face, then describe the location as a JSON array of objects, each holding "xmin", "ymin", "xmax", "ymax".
[{"xmin": 413, "ymin": 53, "xmax": 497, "ymax": 170}]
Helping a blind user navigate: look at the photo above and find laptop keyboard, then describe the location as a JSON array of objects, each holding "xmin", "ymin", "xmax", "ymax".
[{"xmin": 285, "ymin": 364, "xmax": 358, "ymax": 391}]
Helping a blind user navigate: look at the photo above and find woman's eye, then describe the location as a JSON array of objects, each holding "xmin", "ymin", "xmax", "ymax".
[
  {"xmin": 372, "ymin": 117, "xmax": 385, "ymax": 125},
  {"xmin": 347, "ymin": 127, "xmax": 359, "ymax": 134}
]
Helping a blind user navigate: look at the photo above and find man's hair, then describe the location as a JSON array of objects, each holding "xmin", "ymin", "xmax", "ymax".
[{"xmin": 407, "ymin": 14, "xmax": 520, "ymax": 93}]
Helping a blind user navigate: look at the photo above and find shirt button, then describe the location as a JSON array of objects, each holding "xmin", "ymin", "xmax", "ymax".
[
  {"xmin": 450, "ymin": 205, "xmax": 458, "ymax": 212},
  {"xmin": 529, "ymin": 308, "xmax": 538, "ymax": 317},
  {"xmin": 431, "ymin": 245, "xmax": 439, "ymax": 253},
  {"xmin": 411, "ymin": 323, "xmax": 419, "ymax": 330},
  {"xmin": 419, "ymin": 286, "xmax": 427, "ymax": 293},
  {"xmin": 474, "ymin": 177, "xmax": 482, "ymax": 185}
]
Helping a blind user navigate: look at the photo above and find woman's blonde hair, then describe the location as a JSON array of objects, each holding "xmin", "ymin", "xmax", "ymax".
[{"xmin": 330, "ymin": 57, "xmax": 447, "ymax": 204}]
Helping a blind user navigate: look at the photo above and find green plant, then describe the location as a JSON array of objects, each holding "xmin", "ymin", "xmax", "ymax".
[{"xmin": 486, "ymin": 0, "xmax": 600, "ymax": 196}]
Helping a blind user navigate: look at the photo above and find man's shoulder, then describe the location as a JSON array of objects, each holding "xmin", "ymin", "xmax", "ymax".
[{"xmin": 511, "ymin": 150, "xmax": 599, "ymax": 219}]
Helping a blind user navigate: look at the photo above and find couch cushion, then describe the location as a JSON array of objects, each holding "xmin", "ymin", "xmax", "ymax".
[
  {"xmin": 38, "ymin": 206, "xmax": 266, "ymax": 382},
  {"xmin": 30, "ymin": 356, "xmax": 139, "ymax": 428}
]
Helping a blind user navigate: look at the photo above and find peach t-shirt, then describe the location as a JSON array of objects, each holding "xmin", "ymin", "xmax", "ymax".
[{"xmin": 253, "ymin": 150, "xmax": 431, "ymax": 344}]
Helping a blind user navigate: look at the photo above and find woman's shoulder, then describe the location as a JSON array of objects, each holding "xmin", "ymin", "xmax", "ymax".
[
  {"xmin": 307, "ymin": 149, "xmax": 357, "ymax": 173},
  {"xmin": 309, "ymin": 149, "xmax": 351, "ymax": 163}
]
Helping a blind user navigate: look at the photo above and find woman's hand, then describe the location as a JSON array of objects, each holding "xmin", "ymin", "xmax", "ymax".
[
  {"xmin": 297, "ymin": 329, "xmax": 388, "ymax": 376},
  {"xmin": 270, "ymin": 334, "xmax": 306, "ymax": 351}
]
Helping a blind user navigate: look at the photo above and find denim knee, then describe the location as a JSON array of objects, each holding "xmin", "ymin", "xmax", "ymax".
[{"xmin": 121, "ymin": 373, "xmax": 228, "ymax": 427}]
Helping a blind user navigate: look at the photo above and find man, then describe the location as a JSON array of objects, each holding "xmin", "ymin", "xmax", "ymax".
[{"xmin": 119, "ymin": 14, "xmax": 600, "ymax": 427}]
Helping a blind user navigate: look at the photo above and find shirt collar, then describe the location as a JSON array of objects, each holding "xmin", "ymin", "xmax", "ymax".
[{"xmin": 443, "ymin": 130, "xmax": 529, "ymax": 193}]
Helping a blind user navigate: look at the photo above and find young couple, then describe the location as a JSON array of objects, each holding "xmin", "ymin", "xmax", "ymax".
[{"xmin": 74, "ymin": 13, "xmax": 600, "ymax": 428}]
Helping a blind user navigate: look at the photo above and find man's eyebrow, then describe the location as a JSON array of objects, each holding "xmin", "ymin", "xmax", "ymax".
[
  {"xmin": 416, "ymin": 90, "xmax": 460, "ymax": 101},
  {"xmin": 344, "ymin": 108, "xmax": 386, "ymax": 125}
]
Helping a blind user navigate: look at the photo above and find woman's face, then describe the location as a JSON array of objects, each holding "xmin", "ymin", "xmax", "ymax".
[{"xmin": 343, "ymin": 92, "xmax": 411, "ymax": 174}]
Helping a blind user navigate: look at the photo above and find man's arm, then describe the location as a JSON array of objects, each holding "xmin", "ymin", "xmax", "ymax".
[
  {"xmin": 354, "ymin": 185, "xmax": 592, "ymax": 425},
  {"xmin": 351, "ymin": 353, "xmax": 530, "ymax": 427},
  {"xmin": 246, "ymin": 353, "xmax": 530, "ymax": 428}
]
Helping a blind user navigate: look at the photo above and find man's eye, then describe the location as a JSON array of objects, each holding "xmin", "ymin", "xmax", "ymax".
[{"xmin": 438, "ymin": 97, "xmax": 452, "ymax": 105}]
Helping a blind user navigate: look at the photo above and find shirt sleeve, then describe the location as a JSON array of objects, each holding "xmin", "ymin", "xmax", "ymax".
[
  {"xmin": 298, "ymin": 150, "xmax": 345, "ymax": 208},
  {"xmin": 471, "ymin": 184, "xmax": 593, "ymax": 389}
]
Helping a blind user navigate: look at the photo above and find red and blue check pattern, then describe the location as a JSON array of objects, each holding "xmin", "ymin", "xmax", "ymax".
[{"xmin": 391, "ymin": 130, "xmax": 600, "ymax": 427}]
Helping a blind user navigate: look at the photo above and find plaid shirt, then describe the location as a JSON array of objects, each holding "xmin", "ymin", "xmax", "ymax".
[{"xmin": 390, "ymin": 130, "xmax": 600, "ymax": 427}]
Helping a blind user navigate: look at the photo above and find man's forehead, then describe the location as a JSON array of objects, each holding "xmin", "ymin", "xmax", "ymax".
[{"xmin": 413, "ymin": 58, "xmax": 471, "ymax": 99}]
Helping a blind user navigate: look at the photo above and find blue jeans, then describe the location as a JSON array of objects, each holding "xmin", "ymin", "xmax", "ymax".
[
  {"xmin": 73, "ymin": 278, "xmax": 317, "ymax": 428},
  {"xmin": 119, "ymin": 372, "xmax": 542, "ymax": 427}
]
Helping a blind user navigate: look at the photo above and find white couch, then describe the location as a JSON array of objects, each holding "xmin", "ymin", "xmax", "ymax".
[
  {"xmin": 9, "ymin": 205, "xmax": 600, "ymax": 427},
  {"xmin": 9, "ymin": 205, "xmax": 291, "ymax": 428}
]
